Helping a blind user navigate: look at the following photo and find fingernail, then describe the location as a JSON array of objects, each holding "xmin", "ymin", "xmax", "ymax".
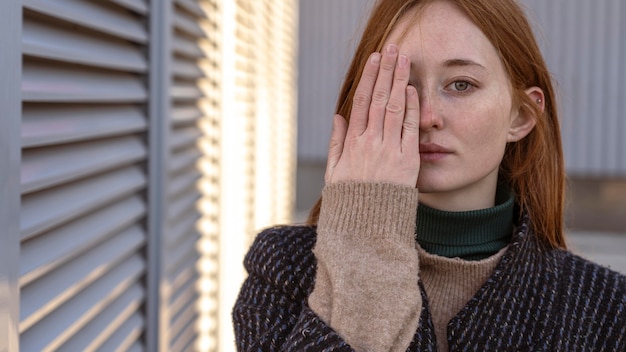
[
  {"xmin": 371, "ymin": 52, "xmax": 381, "ymax": 64},
  {"xmin": 399, "ymin": 55, "xmax": 408, "ymax": 67},
  {"xmin": 386, "ymin": 44, "xmax": 397, "ymax": 55}
]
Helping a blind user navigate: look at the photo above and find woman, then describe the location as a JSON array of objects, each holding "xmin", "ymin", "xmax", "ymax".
[{"xmin": 233, "ymin": 0, "xmax": 626, "ymax": 351}]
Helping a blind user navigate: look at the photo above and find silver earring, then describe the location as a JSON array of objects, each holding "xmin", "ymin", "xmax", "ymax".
[{"xmin": 536, "ymin": 98, "xmax": 542, "ymax": 104}]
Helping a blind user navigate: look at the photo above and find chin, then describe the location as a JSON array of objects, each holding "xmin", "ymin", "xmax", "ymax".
[
  {"xmin": 416, "ymin": 183, "xmax": 450, "ymax": 194},
  {"xmin": 416, "ymin": 175, "xmax": 453, "ymax": 193}
]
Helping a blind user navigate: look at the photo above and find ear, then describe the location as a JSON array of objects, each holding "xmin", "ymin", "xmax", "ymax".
[{"xmin": 507, "ymin": 86, "xmax": 544, "ymax": 142}]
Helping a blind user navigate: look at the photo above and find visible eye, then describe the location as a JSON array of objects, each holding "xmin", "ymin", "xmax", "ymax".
[
  {"xmin": 444, "ymin": 79, "xmax": 477, "ymax": 95},
  {"xmin": 452, "ymin": 80, "xmax": 471, "ymax": 91}
]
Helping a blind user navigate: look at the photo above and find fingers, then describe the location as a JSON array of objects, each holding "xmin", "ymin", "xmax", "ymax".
[
  {"xmin": 383, "ymin": 54, "xmax": 411, "ymax": 144},
  {"xmin": 347, "ymin": 52, "xmax": 380, "ymax": 137},
  {"xmin": 349, "ymin": 44, "xmax": 411, "ymax": 147},
  {"xmin": 367, "ymin": 44, "xmax": 400, "ymax": 135},
  {"xmin": 325, "ymin": 114, "xmax": 348, "ymax": 183},
  {"xmin": 402, "ymin": 85, "xmax": 420, "ymax": 154},
  {"xmin": 325, "ymin": 46, "xmax": 419, "ymax": 186}
]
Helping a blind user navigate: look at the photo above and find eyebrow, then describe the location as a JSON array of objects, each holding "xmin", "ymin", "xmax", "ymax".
[{"xmin": 443, "ymin": 58, "xmax": 486, "ymax": 70}]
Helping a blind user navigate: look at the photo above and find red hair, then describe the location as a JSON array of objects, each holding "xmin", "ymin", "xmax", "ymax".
[{"xmin": 307, "ymin": 0, "xmax": 566, "ymax": 248}]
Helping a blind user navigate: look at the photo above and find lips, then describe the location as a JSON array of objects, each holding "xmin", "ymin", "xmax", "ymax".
[
  {"xmin": 419, "ymin": 143, "xmax": 453, "ymax": 153},
  {"xmin": 419, "ymin": 143, "xmax": 452, "ymax": 161}
]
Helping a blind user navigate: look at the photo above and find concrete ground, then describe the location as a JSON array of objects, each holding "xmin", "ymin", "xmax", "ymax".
[{"xmin": 568, "ymin": 231, "xmax": 626, "ymax": 274}]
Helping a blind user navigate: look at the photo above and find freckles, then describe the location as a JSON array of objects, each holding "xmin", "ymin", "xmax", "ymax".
[{"xmin": 460, "ymin": 106, "xmax": 509, "ymax": 156}]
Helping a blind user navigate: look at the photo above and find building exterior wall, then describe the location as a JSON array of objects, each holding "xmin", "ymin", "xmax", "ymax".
[
  {"xmin": 0, "ymin": 1, "xmax": 298, "ymax": 351},
  {"xmin": 521, "ymin": 0, "xmax": 626, "ymax": 176}
]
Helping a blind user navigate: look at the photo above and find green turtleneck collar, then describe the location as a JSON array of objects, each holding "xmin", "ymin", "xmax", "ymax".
[{"xmin": 415, "ymin": 187, "xmax": 515, "ymax": 261}]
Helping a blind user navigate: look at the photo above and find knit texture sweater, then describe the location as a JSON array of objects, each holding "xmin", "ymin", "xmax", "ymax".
[
  {"xmin": 233, "ymin": 183, "xmax": 626, "ymax": 351},
  {"xmin": 418, "ymin": 245, "xmax": 506, "ymax": 351},
  {"xmin": 415, "ymin": 188, "xmax": 514, "ymax": 350},
  {"xmin": 415, "ymin": 187, "xmax": 514, "ymax": 260}
]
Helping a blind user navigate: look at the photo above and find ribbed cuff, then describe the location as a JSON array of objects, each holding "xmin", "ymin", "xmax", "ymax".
[{"xmin": 318, "ymin": 182, "xmax": 419, "ymax": 246}]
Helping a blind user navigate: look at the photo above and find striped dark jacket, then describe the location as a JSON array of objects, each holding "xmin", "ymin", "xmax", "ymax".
[{"xmin": 233, "ymin": 214, "xmax": 626, "ymax": 351}]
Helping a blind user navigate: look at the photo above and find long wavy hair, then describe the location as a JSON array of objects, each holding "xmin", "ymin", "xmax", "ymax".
[{"xmin": 306, "ymin": 0, "xmax": 566, "ymax": 248}]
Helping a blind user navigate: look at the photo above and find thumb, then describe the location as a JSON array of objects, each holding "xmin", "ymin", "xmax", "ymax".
[{"xmin": 325, "ymin": 114, "xmax": 348, "ymax": 183}]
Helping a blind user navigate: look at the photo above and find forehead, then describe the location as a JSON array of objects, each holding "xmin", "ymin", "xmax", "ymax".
[{"xmin": 386, "ymin": 1, "xmax": 501, "ymax": 66}]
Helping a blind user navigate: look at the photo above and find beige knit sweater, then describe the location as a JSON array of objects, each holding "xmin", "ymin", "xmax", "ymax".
[{"xmin": 309, "ymin": 182, "xmax": 505, "ymax": 352}]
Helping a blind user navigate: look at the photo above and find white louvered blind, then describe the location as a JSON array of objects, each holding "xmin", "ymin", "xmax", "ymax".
[
  {"xmin": 216, "ymin": 0, "xmax": 258, "ymax": 348},
  {"xmin": 218, "ymin": 0, "xmax": 298, "ymax": 350},
  {"xmin": 164, "ymin": 0, "xmax": 221, "ymax": 350},
  {"xmin": 252, "ymin": 0, "xmax": 298, "ymax": 230},
  {"xmin": 274, "ymin": 1, "xmax": 298, "ymax": 226},
  {"xmin": 193, "ymin": 1, "xmax": 222, "ymax": 349},
  {"xmin": 20, "ymin": 0, "xmax": 149, "ymax": 350}
]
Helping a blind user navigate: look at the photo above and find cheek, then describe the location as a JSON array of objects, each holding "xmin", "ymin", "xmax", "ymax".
[{"xmin": 460, "ymin": 106, "xmax": 511, "ymax": 158}]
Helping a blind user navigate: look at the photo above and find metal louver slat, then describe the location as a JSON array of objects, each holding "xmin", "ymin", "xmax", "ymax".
[
  {"xmin": 168, "ymin": 169, "xmax": 202, "ymax": 198},
  {"xmin": 22, "ymin": 136, "xmax": 147, "ymax": 194},
  {"xmin": 170, "ymin": 289, "xmax": 197, "ymax": 330},
  {"xmin": 22, "ymin": 104, "xmax": 146, "ymax": 148},
  {"xmin": 169, "ymin": 147, "xmax": 203, "ymax": 174},
  {"xmin": 20, "ymin": 225, "xmax": 145, "ymax": 332},
  {"xmin": 173, "ymin": 57, "xmax": 206, "ymax": 79},
  {"xmin": 20, "ymin": 254, "xmax": 145, "ymax": 351},
  {"xmin": 172, "ymin": 104, "xmax": 203, "ymax": 125},
  {"xmin": 165, "ymin": 236, "xmax": 199, "ymax": 280},
  {"xmin": 95, "ymin": 312, "xmax": 145, "ymax": 352},
  {"xmin": 22, "ymin": 16, "xmax": 147, "ymax": 72},
  {"xmin": 21, "ymin": 166, "xmax": 146, "ymax": 240},
  {"xmin": 168, "ymin": 188, "xmax": 201, "ymax": 223},
  {"xmin": 169, "ymin": 277, "xmax": 197, "ymax": 319},
  {"xmin": 57, "ymin": 284, "xmax": 145, "ymax": 351},
  {"xmin": 173, "ymin": 11, "xmax": 206, "ymax": 38},
  {"xmin": 171, "ymin": 256, "xmax": 200, "ymax": 295},
  {"xmin": 22, "ymin": 59, "xmax": 147, "ymax": 102},
  {"xmin": 175, "ymin": 0, "xmax": 208, "ymax": 18},
  {"xmin": 171, "ymin": 81, "xmax": 204, "ymax": 101},
  {"xmin": 24, "ymin": 0, "xmax": 148, "ymax": 43},
  {"xmin": 172, "ymin": 329, "xmax": 197, "ymax": 352},
  {"xmin": 166, "ymin": 212, "xmax": 201, "ymax": 250},
  {"xmin": 110, "ymin": 0, "xmax": 149, "ymax": 15},
  {"xmin": 172, "ymin": 36, "xmax": 205, "ymax": 59},
  {"xmin": 20, "ymin": 195, "xmax": 145, "ymax": 286},
  {"xmin": 170, "ymin": 308, "xmax": 198, "ymax": 352},
  {"xmin": 127, "ymin": 341, "xmax": 145, "ymax": 352},
  {"xmin": 170, "ymin": 127, "xmax": 202, "ymax": 150},
  {"xmin": 165, "ymin": 233, "xmax": 199, "ymax": 277}
]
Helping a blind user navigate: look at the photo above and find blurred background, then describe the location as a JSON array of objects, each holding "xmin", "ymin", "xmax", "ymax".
[{"xmin": 0, "ymin": 0, "xmax": 624, "ymax": 351}]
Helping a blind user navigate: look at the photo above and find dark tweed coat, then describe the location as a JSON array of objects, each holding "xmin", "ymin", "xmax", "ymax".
[{"xmin": 233, "ymin": 213, "xmax": 626, "ymax": 351}]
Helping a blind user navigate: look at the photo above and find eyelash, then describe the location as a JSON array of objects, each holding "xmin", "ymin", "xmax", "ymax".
[
  {"xmin": 446, "ymin": 79, "xmax": 477, "ymax": 94},
  {"xmin": 407, "ymin": 79, "xmax": 478, "ymax": 95}
]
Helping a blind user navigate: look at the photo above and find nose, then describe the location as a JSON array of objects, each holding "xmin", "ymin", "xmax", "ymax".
[{"xmin": 419, "ymin": 93, "xmax": 443, "ymax": 131}]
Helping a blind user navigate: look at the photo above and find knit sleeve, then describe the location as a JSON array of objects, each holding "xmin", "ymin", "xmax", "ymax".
[
  {"xmin": 232, "ymin": 226, "xmax": 355, "ymax": 351},
  {"xmin": 309, "ymin": 182, "xmax": 421, "ymax": 352}
]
